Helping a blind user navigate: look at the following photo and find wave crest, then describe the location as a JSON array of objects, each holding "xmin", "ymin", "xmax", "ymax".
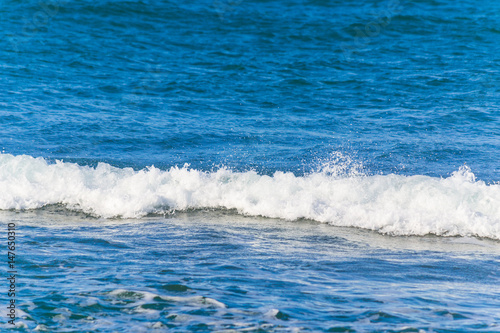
[{"xmin": 1, "ymin": 154, "xmax": 499, "ymax": 239}]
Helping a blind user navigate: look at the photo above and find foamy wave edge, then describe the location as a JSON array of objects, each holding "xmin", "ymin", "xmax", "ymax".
[{"xmin": 1, "ymin": 153, "xmax": 499, "ymax": 239}]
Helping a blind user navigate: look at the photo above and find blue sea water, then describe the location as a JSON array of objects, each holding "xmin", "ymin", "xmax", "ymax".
[{"xmin": 1, "ymin": 0, "xmax": 499, "ymax": 331}]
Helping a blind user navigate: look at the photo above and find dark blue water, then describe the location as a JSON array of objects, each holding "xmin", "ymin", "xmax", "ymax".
[
  {"xmin": 2, "ymin": 0, "xmax": 499, "ymax": 178},
  {"xmin": 1, "ymin": 0, "xmax": 499, "ymax": 331}
]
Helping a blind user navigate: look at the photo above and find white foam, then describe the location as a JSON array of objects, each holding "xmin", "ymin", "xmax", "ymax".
[
  {"xmin": 1, "ymin": 153, "xmax": 499, "ymax": 239},
  {"xmin": 107, "ymin": 289, "xmax": 227, "ymax": 309},
  {"xmin": 264, "ymin": 308, "xmax": 281, "ymax": 319}
]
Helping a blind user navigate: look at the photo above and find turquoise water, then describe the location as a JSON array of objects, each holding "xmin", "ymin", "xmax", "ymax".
[{"xmin": 1, "ymin": 0, "xmax": 500, "ymax": 331}]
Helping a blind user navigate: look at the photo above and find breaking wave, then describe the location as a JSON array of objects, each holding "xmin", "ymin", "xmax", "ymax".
[{"xmin": 1, "ymin": 153, "xmax": 499, "ymax": 239}]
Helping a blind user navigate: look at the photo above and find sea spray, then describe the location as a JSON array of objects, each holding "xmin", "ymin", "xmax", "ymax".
[{"xmin": 1, "ymin": 153, "xmax": 499, "ymax": 239}]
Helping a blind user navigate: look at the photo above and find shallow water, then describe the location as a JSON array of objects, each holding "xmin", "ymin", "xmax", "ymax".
[{"xmin": 1, "ymin": 210, "xmax": 499, "ymax": 332}]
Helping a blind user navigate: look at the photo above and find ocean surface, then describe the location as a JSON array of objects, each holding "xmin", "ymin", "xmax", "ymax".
[{"xmin": 1, "ymin": 0, "xmax": 499, "ymax": 331}]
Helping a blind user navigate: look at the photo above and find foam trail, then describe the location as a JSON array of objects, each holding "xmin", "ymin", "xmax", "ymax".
[{"xmin": 1, "ymin": 153, "xmax": 499, "ymax": 239}]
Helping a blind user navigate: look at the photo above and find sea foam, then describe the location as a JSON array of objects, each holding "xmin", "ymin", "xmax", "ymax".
[{"xmin": 1, "ymin": 153, "xmax": 499, "ymax": 239}]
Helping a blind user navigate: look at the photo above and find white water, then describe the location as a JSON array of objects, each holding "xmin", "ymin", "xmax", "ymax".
[{"xmin": 1, "ymin": 153, "xmax": 499, "ymax": 239}]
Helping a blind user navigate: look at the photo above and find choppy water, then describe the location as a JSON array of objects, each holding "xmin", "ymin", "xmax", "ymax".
[
  {"xmin": 1, "ymin": 211, "xmax": 500, "ymax": 332},
  {"xmin": 1, "ymin": 0, "xmax": 499, "ymax": 331}
]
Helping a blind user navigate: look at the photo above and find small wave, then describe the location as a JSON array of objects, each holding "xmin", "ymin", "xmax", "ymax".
[{"xmin": 1, "ymin": 153, "xmax": 499, "ymax": 239}]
